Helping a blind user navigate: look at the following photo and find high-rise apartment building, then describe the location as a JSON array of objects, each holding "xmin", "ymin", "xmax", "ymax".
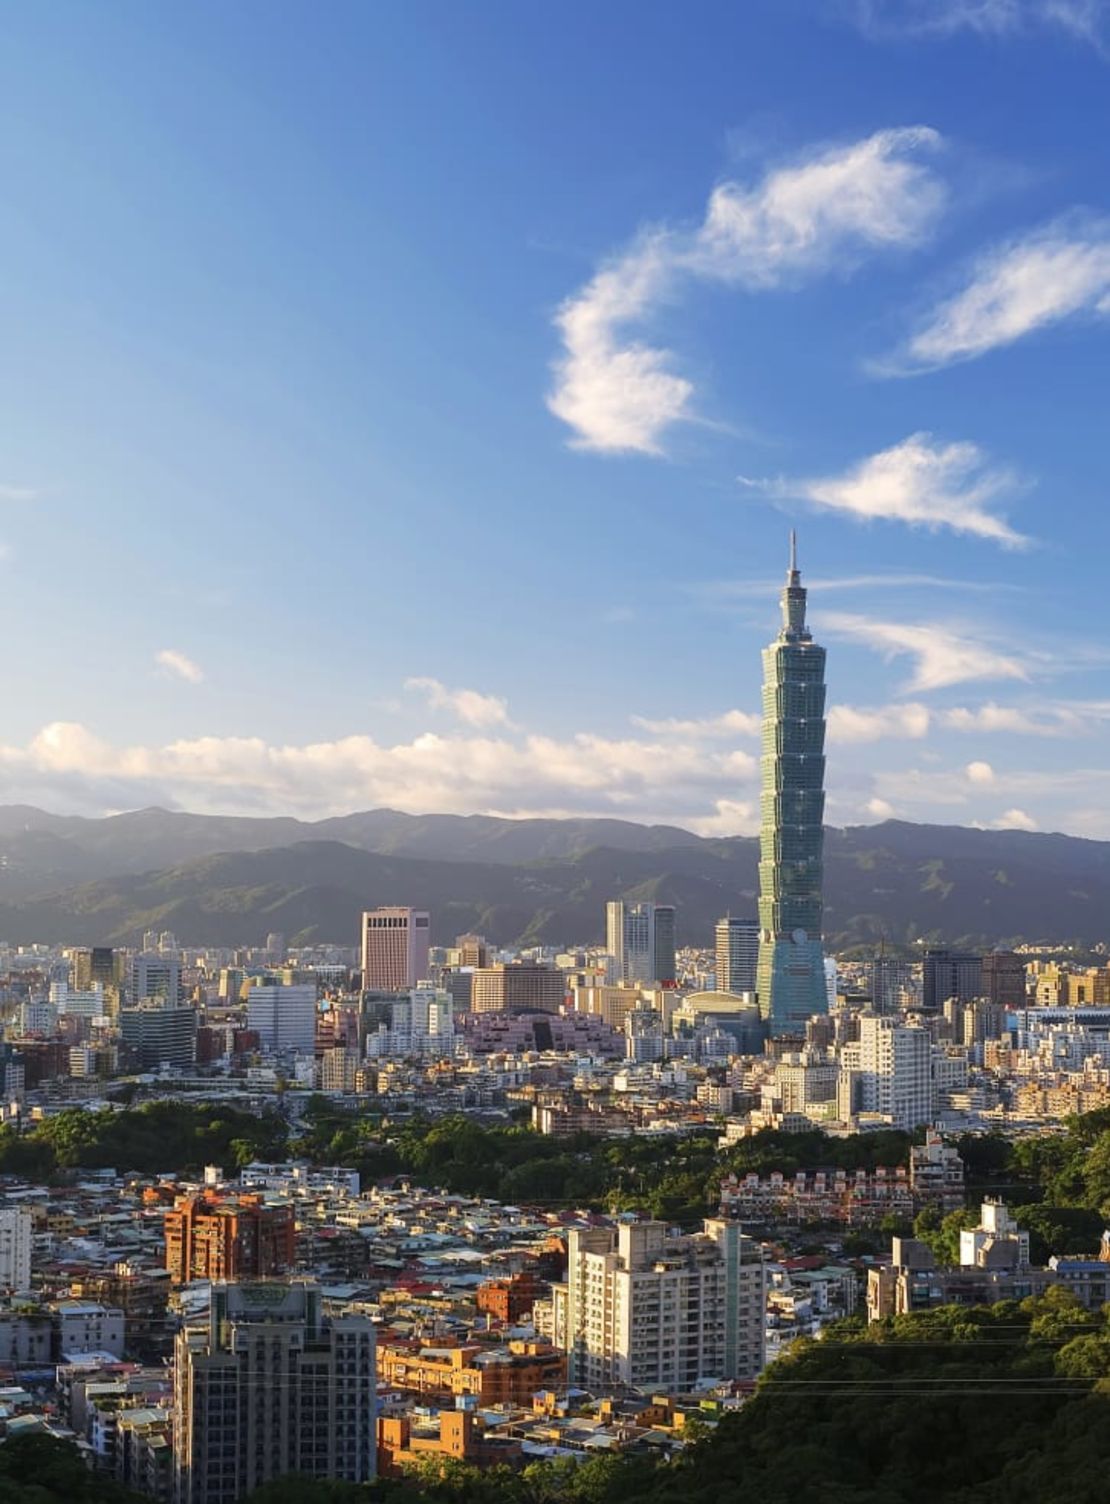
[
  {"xmin": 360, "ymin": 907, "xmax": 430, "ymax": 991},
  {"xmin": 455, "ymin": 933, "xmax": 489, "ymax": 968},
  {"xmin": 605, "ymin": 902, "xmax": 676, "ymax": 985},
  {"xmin": 173, "ymin": 1280, "xmax": 376, "ymax": 1503},
  {"xmin": 854, "ymin": 1015, "xmax": 935, "ymax": 1131},
  {"xmin": 164, "ymin": 1192, "xmax": 296, "ymax": 1285},
  {"xmin": 715, "ymin": 916, "xmax": 759, "ymax": 995},
  {"xmin": 869, "ymin": 957, "xmax": 920, "ymax": 1015},
  {"xmin": 755, "ymin": 536, "xmax": 829, "ymax": 1034},
  {"xmin": 543, "ymin": 1219, "xmax": 765, "ymax": 1392},
  {"xmin": 469, "ymin": 962, "xmax": 567, "ymax": 1014},
  {"xmin": 0, "ymin": 1207, "xmax": 32, "ymax": 1291},
  {"xmin": 923, "ymin": 950, "xmax": 983, "ymax": 1011},
  {"xmin": 245, "ymin": 983, "xmax": 317, "ymax": 1055}
]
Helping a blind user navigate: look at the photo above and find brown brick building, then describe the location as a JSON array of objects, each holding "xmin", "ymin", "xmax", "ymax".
[
  {"xmin": 476, "ymin": 1271, "xmax": 547, "ymax": 1324},
  {"xmin": 164, "ymin": 1191, "xmax": 295, "ymax": 1285},
  {"xmin": 377, "ymin": 1339, "xmax": 565, "ymax": 1406}
]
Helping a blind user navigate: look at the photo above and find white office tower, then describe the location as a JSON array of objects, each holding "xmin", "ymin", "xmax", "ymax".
[
  {"xmin": 546, "ymin": 1219, "xmax": 765, "ymax": 1391},
  {"xmin": 129, "ymin": 953, "xmax": 182, "ymax": 1007},
  {"xmin": 0, "ymin": 1207, "xmax": 32, "ymax": 1291},
  {"xmin": 18, "ymin": 999, "xmax": 56, "ymax": 1034},
  {"xmin": 246, "ymin": 984, "xmax": 318, "ymax": 1056},
  {"xmin": 824, "ymin": 957, "xmax": 838, "ymax": 1010},
  {"xmin": 50, "ymin": 981, "xmax": 106, "ymax": 1018},
  {"xmin": 367, "ymin": 986, "xmax": 454, "ymax": 1058},
  {"xmin": 715, "ymin": 917, "xmax": 759, "ymax": 995},
  {"xmin": 174, "ymin": 1281, "xmax": 376, "ymax": 1503},
  {"xmin": 855, "ymin": 1014, "xmax": 935, "ymax": 1130},
  {"xmin": 605, "ymin": 901, "xmax": 676, "ymax": 985}
]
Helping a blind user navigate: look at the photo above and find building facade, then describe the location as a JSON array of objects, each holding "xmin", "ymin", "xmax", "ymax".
[
  {"xmin": 755, "ymin": 536, "xmax": 829, "ymax": 1035},
  {"xmin": 164, "ymin": 1193, "xmax": 296, "ymax": 1285},
  {"xmin": 715, "ymin": 916, "xmax": 758, "ymax": 996},
  {"xmin": 543, "ymin": 1219, "xmax": 765, "ymax": 1392},
  {"xmin": 0, "ymin": 1206, "xmax": 32, "ymax": 1291},
  {"xmin": 605, "ymin": 902, "xmax": 676, "ymax": 986},
  {"xmin": 173, "ymin": 1280, "xmax": 376, "ymax": 1503},
  {"xmin": 360, "ymin": 907, "xmax": 431, "ymax": 991},
  {"xmin": 469, "ymin": 963, "xmax": 566, "ymax": 1014},
  {"xmin": 245, "ymin": 983, "xmax": 317, "ymax": 1055}
]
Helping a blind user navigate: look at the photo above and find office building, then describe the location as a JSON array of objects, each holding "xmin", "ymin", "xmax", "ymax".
[
  {"xmin": 960, "ymin": 1200, "xmax": 1030, "ymax": 1271},
  {"xmin": 982, "ymin": 950, "xmax": 1028, "ymax": 1008},
  {"xmin": 164, "ymin": 1192, "xmax": 296, "ymax": 1285},
  {"xmin": 120, "ymin": 997, "xmax": 197, "ymax": 1071},
  {"xmin": 605, "ymin": 901, "xmax": 676, "ymax": 985},
  {"xmin": 755, "ymin": 536, "xmax": 829, "ymax": 1035},
  {"xmin": 0, "ymin": 1207, "xmax": 31, "ymax": 1291},
  {"xmin": 456, "ymin": 933, "xmax": 489, "ymax": 968},
  {"xmin": 173, "ymin": 1280, "xmax": 376, "ymax": 1503},
  {"xmin": 853, "ymin": 1014, "xmax": 935, "ymax": 1130},
  {"xmin": 129, "ymin": 953, "xmax": 182, "ymax": 1008},
  {"xmin": 869, "ymin": 956, "xmax": 919, "ymax": 1015},
  {"xmin": 923, "ymin": 950, "xmax": 983, "ymax": 1011},
  {"xmin": 469, "ymin": 962, "xmax": 566, "ymax": 1014},
  {"xmin": 246, "ymin": 983, "xmax": 317, "ymax": 1055},
  {"xmin": 715, "ymin": 916, "xmax": 758, "ymax": 995},
  {"xmin": 360, "ymin": 907, "xmax": 430, "ymax": 990},
  {"xmin": 544, "ymin": 1219, "xmax": 765, "ymax": 1392}
]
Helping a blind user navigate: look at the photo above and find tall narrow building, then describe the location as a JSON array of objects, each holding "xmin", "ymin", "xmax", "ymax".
[{"xmin": 756, "ymin": 534, "xmax": 829, "ymax": 1035}]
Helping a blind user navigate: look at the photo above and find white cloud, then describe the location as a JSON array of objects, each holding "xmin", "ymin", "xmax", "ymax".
[
  {"xmin": 992, "ymin": 806, "xmax": 1038, "ymax": 830},
  {"xmin": 894, "ymin": 218, "xmax": 1110, "ymax": 371},
  {"xmin": 549, "ymin": 126, "xmax": 946, "ymax": 454},
  {"xmin": 404, "ymin": 676, "xmax": 512, "ymax": 729},
  {"xmin": 867, "ymin": 796, "xmax": 897, "ymax": 818},
  {"xmin": 852, "ymin": 0, "xmax": 1109, "ymax": 45},
  {"xmin": 0, "ymin": 484, "xmax": 37, "ymax": 502},
  {"xmin": 827, "ymin": 702, "xmax": 932, "ymax": 743},
  {"xmin": 823, "ymin": 613, "xmax": 1031, "ymax": 691},
  {"xmin": 155, "ymin": 649, "xmax": 204, "ymax": 685},
  {"xmin": 966, "ymin": 759, "xmax": 996, "ymax": 784},
  {"xmin": 631, "ymin": 709, "xmax": 761, "ymax": 738},
  {"xmin": 940, "ymin": 702, "xmax": 1083, "ymax": 736},
  {"xmin": 753, "ymin": 433, "xmax": 1029, "ymax": 547}
]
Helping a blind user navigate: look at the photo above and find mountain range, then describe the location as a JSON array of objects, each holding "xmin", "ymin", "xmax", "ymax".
[{"xmin": 0, "ymin": 805, "xmax": 1105, "ymax": 951}]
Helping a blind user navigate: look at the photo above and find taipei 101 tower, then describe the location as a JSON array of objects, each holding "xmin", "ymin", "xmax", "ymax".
[{"xmin": 755, "ymin": 534, "xmax": 829, "ymax": 1035}]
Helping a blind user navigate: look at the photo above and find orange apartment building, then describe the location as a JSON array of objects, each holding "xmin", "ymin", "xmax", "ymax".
[
  {"xmin": 377, "ymin": 1410, "xmax": 522, "ymax": 1476},
  {"xmin": 377, "ymin": 1338, "xmax": 565, "ymax": 1406},
  {"xmin": 164, "ymin": 1190, "xmax": 296, "ymax": 1285},
  {"xmin": 476, "ymin": 1271, "xmax": 547, "ymax": 1324}
]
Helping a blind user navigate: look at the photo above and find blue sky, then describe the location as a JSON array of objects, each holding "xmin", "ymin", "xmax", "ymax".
[{"xmin": 2, "ymin": 0, "xmax": 1110, "ymax": 835}]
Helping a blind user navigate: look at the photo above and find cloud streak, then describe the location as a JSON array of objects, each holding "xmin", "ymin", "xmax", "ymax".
[
  {"xmin": 549, "ymin": 127, "xmax": 946, "ymax": 454},
  {"xmin": 155, "ymin": 649, "xmax": 204, "ymax": 684},
  {"xmin": 823, "ymin": 613, "xmax": 1032, "ymax": 691},
  {"xmin": 744, "ymin": 432, "xmax": 1029, "ymax": 546},
  {"xmin": 851, "ymin": 0, "xmax": 1110, "ymax": 47},
  {"xmin": 891, "ymin": 217, "xmax": 1110, "ymax": 371},
  {"xmin": 405, "ymin": 676, "xmax": 513, "ymax": 729}
]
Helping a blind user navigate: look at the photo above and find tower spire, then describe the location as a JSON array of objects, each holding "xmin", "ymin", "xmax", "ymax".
[{"xmin": 789, "ymin": 528, "xmax": 797, "ymax": 577}]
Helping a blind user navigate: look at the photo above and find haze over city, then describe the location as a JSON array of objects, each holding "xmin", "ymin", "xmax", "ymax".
[{"xmin": 3, "ymin": 3, "xmax": 1110, "ymax": 836}]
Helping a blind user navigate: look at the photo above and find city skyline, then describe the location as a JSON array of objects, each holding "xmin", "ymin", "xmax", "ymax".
[{"xmin": 3, "ymin": 5, "xmax": 1110, "ymax": 839}]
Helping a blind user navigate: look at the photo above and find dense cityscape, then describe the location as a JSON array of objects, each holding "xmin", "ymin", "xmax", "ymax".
[{"xmin": 0, "ymin": 552, "xmax": 1105, "ymax": 1503}]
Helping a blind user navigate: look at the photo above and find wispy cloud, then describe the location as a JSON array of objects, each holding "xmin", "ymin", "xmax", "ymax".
[
  {"xmin": 155, "ymin": 649, "xmax": 204, "ymax": 685},
  {"xmin": 851, "ymin": 0, "xmax": 1109, "ymax": 47},
  {"xmin": 631, "ymin": 709, "xmax": 761, "ymax": 738},
  {"xmin": 404, "ymin": 676, "xmax": 513, "ymax": 729},
  {"xmin": 742, "ymin": 433, "xmax": 1029, "ymax": 547},
  {"xmin": 693, "ymin": 570, "xmax": 1014, "ymax": 600},
  {"xmin": 823, "ymin": 613, "xmax": 1032, "ymax": 691},
  {"xmin": 0, "ymin": 485, "xmax": 37, "ymax": 503},
  {"xmin": 549, "ymin": 127, "xmax": 946, "ymax": 455},
  {"xmin": 890, "ymin": 217, "xmax": 1110, "ymax": 371}
]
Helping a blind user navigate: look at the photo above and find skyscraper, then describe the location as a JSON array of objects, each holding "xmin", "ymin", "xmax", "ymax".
[
  {"xmin": 360, "ymin": 907, "xmax": 431, "ymax": 990},
  {"xmin": 755, "ymin": 535, "xmax": 829, "ymax": 1035},
  {"xmin": 605, "ymin": 901, "xmax": 676, "ymax": 985},
  {"xmin": 715, "ymin": 916, "xmax": 759, "ymax": 995}
]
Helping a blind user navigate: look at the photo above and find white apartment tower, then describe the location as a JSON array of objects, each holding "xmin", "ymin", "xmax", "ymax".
[
  {"xmin": 0, "ymin": 1207, "xmax": 32, "ymax": 1291},
  {"xmin": 855, "ymin": 1014, "xmax": 935, "ymax": 1130},
  {"xmin": 714, "ymin": 916, "xmax": 759, "ymax": 995},
  {"xmin": 173, "ymin": 1280, "xmax": 376, "ymax": 1504},
  {"xmin": 544, "ymin": 1219, "xmax": 765, "ymax": 1392},
  {"xmin": 360, "ymin": 907, "xmax": 430, "ymax": 991}
]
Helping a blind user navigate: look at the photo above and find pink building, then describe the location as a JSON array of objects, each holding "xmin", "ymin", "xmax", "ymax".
[{"xmin": 360, "ymin": 907, "xmax": 430, "ymax": 990}]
